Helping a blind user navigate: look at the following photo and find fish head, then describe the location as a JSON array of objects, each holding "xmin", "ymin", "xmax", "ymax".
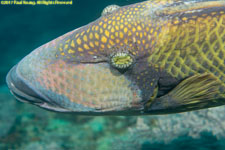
[{"xmin": 6, "ymin": 2, "xmax": 162, "ymax": 115}]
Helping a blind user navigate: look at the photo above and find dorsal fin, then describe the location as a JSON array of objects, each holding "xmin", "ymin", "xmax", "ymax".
[{"xmin": 156, "ymin": 0, "xmax": 225, "ymax": 16}]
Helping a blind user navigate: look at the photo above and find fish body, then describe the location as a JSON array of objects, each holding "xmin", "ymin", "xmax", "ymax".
[{"xmin": 6, "ymin": 0, "xmax": 225, "ymax": 115}]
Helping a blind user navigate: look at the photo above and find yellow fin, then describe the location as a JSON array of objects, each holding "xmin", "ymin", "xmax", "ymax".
[
  {"xmin": 168, "ymin": 73, "xmax": 220, "ymax": 103},
  {"xmin": 148, "ymin": 73, "xmax": 221, "ymax": 114}
]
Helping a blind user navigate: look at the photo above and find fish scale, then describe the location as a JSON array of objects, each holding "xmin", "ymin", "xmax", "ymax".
[{"xmin": 149, "ymin": 10, "xmax": 225, "ymax": 99}]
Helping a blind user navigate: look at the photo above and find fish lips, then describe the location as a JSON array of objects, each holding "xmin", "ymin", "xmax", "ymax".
[{"xmin": 6, "ymin": 65, "xmax": 43, "ymax": 103}]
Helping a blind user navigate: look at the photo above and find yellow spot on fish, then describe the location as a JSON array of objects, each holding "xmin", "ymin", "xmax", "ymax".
[
  {"xmin": 120, "ymin": 24, "xmax": 124, "ymax": 29},
  {"xmin": 59, "ymin": 47, "xmax": 63, "ymax": 51},
  {"xmin": 124, "ymin": 27, "xmax": 128, "ymax": 33},
  {"xmin": 144, "ymin": 32, "xmax": 147, "ymax": 36},
  {"xmin": 132, "ymin": 27, "xmax": 136, "ymax": 32},
  {"xmin": 107, "ymin": 25, "xmax": 112, "ymax": 30},
  {"xmin": 95, "ymin": 26, "xmax": 99, "ymax": 31},
  {"xmin": 78, "ymin": 47, "xmax": 83, "ymax": 52},
  {"xmin": 137, "ymin": 26, "xmax": 142, "ymax": 31},
  {"xmin": 64, "ymin": 44, "xmax": 68, "ymax": 49},
  {"xmin": 115, "ymin": 32, "xmax": 119, "ymax": 37},
  {"xmin": 92, "ymin": 25, "xmax": 95, "ymax": 30},
  {"xmin": 71, "ymin": 40, "xmax": 75, "ymax": 48},
  {"xmin": 99, "ymin": 22, "xmax": 103, "ymax": 26},
  {"xmin": 115, "ymin": 25, "xmax": 119, "ymax": 30},
  {"xmin": 61, "ymin": 52, "xmax": 65, "ymax": 56},
  {"xmin": 128, "ymin": 24, "xmax": 131, "ymax": 28},
  {"xmin": 105, "ymin": 30, "xmax": 110, "ymax": 37},
  {"xmin": 95, "ymin": 33, "xmax": 99, "ymax": 39},
  {"xmin": 109, "ymin": 40, "xmax": 115, "ymax": 45},
  {"xmin": 81, "ymin": 31, "xmax": 85, "ymax": 36},
  {"xmin": 140, "ymin": 32, "xmax": 143, "ymax": 38},
  {"xmin": 84, "ymin": 44, "xmax": 90, "ymax": 50},
  {"xmin": 111, "ymin": 34, "xmax": 115, "ymax": 39},
  {"xmin": 128, "ymin": 31, "xmax": 132, "ymax": 36},
  {"xmin": 119, "ymin": 32, "xmax": 124, "ymax": 38},
  {"xmin": 89, "ymin": 42, "xmax": 94, "ymax": 48},
  {"xmin": 95, "ymin": 41, "xmax": 99, "ymax": 46},
  {"xmin": 142, "ymin": 39, "xmax": 146, "ymax": 44},
  {"xmin": 111, "ymin": 27, "xmax": 115, "ymax": 33},
  {"xmin": 174, "ymin": 20, "xmax": 179, "ymax": 24},
  {"xmin": 68, "ymin": 49, "xmax": 75, "ymax": 54},
  {"xmin": 124, "ymin": 38, "xmax": 128, "ymax": 44},
  {"xmin": 182, "ymin": 17, "xmax": 188, "ymax": 21},
  {"xmin": 87, "ymin": 28, "xmax": 90, "ymax": 33},
  {"xmin": 150, "ymin": 28, "xmax": 154, "ymax": 34},
  {"xmin": 145, "ymin": 43, "xmax": 149, "ymax": 49},
  {"xmin": 100, "ymin": 28, "xmax": 103, "ymax": 34},
  {"xmin": 77, "ymin": 38, "xmax": 82, "ymax": 45},
  {"xmin": 75, "ymin": 33, "xmax": 79, "ymax": 38},
  {"xmin": 107, "ymin": 44, "xmax": 111, "ymax": 49},
  {"xmin": 132, "ymin": 37, "xmax": 136, "ymax": 42},
  {"xmin": 89, "ymin": 33, "xmax": 93, "ymax": 39},
  {"xmin": 103, "ymin": 24, "xmax": 107, "ymax": 29},
  {"xmin": 101, "ymin": 36, "xmax": 107, "ymax": 43},
  {"xmin": 116, "ymin": 17, "xmax": 120, "ymax": 20},
  {"xmin": 83, "ymin": 35, "xmax": 88, "ymax": 42},
  {"xmin": 100, "ymin": 44, "xmax": 105, "ymax": 49},
  {"xmin": 66, "ymin": 39, "xmax": 70, "ymax": 43},
  {"xmin": 88, "ymin": 51, "xmax": 94, "ymax": 55}
]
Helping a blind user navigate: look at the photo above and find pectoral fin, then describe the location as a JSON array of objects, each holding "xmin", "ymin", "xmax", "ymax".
[{"xmin": 148, "ymin": 73, "xmax": 221, "ymax": 114}]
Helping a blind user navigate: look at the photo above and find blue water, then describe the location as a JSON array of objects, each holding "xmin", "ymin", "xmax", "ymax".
[{"xmin": 1, "ymin": 0, "xmax": 225, "ymax": 149}]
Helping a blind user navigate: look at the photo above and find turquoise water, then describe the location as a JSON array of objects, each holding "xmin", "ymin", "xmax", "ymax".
[{"xmin": 1, "ymin": 0, "xmax": 225, "ymax": 149}]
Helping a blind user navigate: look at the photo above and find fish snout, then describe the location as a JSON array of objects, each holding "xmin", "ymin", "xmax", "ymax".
[
  {"xmin": 6, "ymin": 65, "xmax": 72, "ymax": 112},
  {"xmin": 6, "ymin": 65, "xmax": 45, "ymax": 104}
]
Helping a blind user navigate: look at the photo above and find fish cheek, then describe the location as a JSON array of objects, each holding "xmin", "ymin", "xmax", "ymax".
[
  {"xmin": 125, "ymin": 60, "xmax": 160, "ymax": 105},
  {"xmin": 36, "ymin": 61, "xmax": 144, "ymax": 112}
]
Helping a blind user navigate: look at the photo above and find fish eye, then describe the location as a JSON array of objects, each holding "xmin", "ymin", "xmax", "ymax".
[{"xmin": 110, "ymin": 52, "xmax": 135, "ymax": 70}]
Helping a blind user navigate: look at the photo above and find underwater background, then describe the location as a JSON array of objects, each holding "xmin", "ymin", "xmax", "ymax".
[{"xmin": 1, "ymin": 0, "xmax": 225, "ymax": 149}]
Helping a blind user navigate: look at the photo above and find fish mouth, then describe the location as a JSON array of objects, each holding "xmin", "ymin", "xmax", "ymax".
[
  {"xmin": 6, "ymin": 65, "xmax": 71, "ymax": 112},
  {"xmin": 6, "ymin": 65, "xmax": 44, "ymax": 104}
]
